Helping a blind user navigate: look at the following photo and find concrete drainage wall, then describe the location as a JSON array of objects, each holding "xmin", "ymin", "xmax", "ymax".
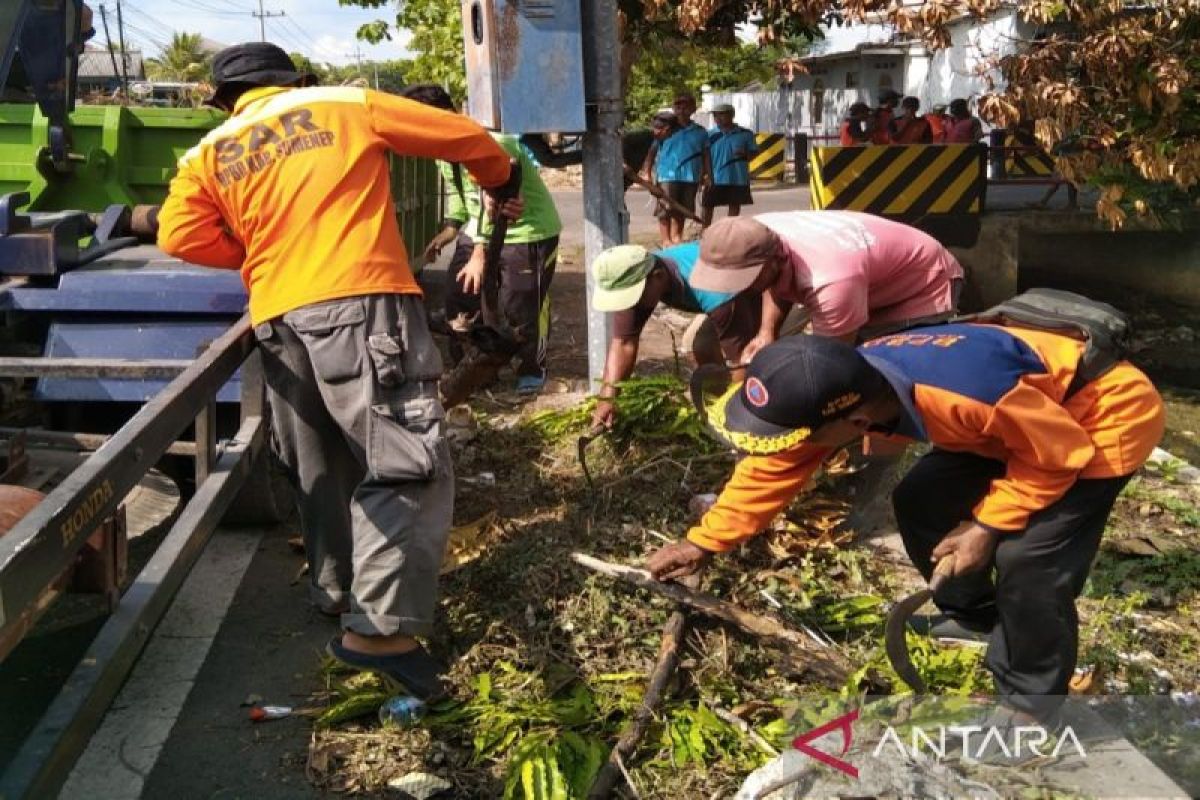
[{"xmin": 950, "ymin": 211, "xmax": 1200, "ymax": 311}]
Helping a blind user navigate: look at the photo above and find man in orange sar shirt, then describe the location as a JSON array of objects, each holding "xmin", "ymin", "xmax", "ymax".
[
  {"xmin": 647, "ymin": 324, "xmax": 1163, "ymax": 724},
  {"xmin": 158, "ymin": 43, "xmax": 519, "ymax": 699}
]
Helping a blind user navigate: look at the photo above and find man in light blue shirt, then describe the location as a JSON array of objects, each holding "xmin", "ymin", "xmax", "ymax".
[
  {"xmin": 702, "ymin": 103, "xmax": 759, "ymax": 226},
  {"xmin": 640, "ymin": 93, "xmax": 711, "ymax": 245}
]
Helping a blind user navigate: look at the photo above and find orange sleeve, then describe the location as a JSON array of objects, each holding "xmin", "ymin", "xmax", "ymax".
[
  {"xmin": 157, "ymin": 161, "xmax": 245, "ymax": 269},
  {"xmin": 972, "ymin": 378, "xmax": 1096, "ymax": 531},
  {"xmin": 687, "ymin": 445, "xmax": 833, "ymax": 552},
  {"xmin": 364, "ymin": 91, "xmax": 511, "ymax": 190}
]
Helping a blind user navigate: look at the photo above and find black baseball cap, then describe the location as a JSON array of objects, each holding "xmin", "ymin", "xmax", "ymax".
[
  {"xmin": 707, "ymin": 335, "xmax": 889, "ymax": 454},
  {"xmin": 206, "ymin": 42, "xmax": 316, "ymax": 105}
]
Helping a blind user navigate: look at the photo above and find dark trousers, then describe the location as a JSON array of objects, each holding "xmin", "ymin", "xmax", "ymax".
[
  {"xmin": 445, "ymin": 235, "xmax": 558, "ymax": 380},
  {"xmin": 494, "ymin": 236, "xmax": 558, "ymax": 379},
  {"xmin": 892, "ymin": 449, "xmax": 1129, "ymax": 715},
  {"xmin": 444, "ymin": 234, "xmax": 479, "ymax": 365}
]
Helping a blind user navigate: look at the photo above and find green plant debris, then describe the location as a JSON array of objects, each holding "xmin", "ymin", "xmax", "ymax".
[
  {"xmin": 1120, "ymin": 479, "xmax": 1200, "ymax": 527},
  {"xmin": 303, "ymin": 378, "xmax": 1200, "ymax": 798},
  {"xmin": 1087, "ymin": 549, "xmax": 1200, "ymax": 604},
  {"xmin": 525, "ymin": 375, "xmax": 715, "ymax": 448}
]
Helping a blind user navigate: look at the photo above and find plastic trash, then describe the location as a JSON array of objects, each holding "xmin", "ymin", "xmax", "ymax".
[
  {"xmin": 248, "ymin": 705, "xmax": 292, "ymax": 722},
  {"xmin": 378, "ymin": 694, "xmax": 427, "ymax": 727}
]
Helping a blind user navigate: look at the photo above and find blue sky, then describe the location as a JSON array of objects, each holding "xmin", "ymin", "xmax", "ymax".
[{"xmin": 102, "ymin": 0, "xmax": 412, "ymax": 66}]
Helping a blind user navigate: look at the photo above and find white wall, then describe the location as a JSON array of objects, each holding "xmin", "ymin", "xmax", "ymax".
[
  {"xmin": 920, "ymin": 8, "xmax": 1028, "ymax": 110},
  {"xmin": 710, "ymin": 10, "xmax": 1031, "ymax": 139},
  {"xmin": 701, "ymin": 88, "xmax": 797, "ymax": 134}
]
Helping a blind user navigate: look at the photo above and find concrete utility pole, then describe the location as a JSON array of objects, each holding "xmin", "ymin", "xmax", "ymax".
[
  {"xmin": 579, "ymin": 0, "xmax": 625, "ymax": 387},
  {"xmin": 98, "ymin": 5, "xmax": 120, "ymax": 88},
  {"xmin": 344, "ymin": 45, "xmax": 366, "ymax": 81},
  {"xmin": 252, "ymin": 0, "xmax": 284, "ymax": 43},
  {"xmin": 113, "ymin": 1, "xmax": 129, "ymax": 97}
]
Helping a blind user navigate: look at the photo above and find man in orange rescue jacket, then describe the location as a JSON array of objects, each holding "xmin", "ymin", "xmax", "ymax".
[
  {"xmin": 647, "ymin": 324, "xmax": 1163, "ymax": 722},
  {"xmin": 158, "ymin": 43, "xmax": 518, "ymax": 699}
]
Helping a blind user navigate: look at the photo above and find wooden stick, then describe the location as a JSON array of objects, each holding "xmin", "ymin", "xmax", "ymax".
[
  {"xmin": 572, "ymin": 553, "xmax": 849, "ymax": 682},
  {"xmin": 706, "ymin": 702, "xmax": 779, "ymax": 758},
  {"xmin": 623, "ymin": 165, "xmax": 704, "ymax": 223},
  {"xmin": 588, "ymin": 607, "xmax": 688, "ymax": 799}
]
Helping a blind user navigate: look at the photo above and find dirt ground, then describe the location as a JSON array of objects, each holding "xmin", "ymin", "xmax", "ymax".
[
  {"xmin": 13, "ymin": 197, "xmax": 1200, "ymax": 797},
  {"xmin": 275, "ymin": 264, "xmax": 1200, "ymax": 797}
]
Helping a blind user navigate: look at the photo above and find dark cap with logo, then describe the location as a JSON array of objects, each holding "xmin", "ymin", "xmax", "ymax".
[
  {"xmin": 708, "ymin": 335, "xmax": 889, "ymax": 454},
  {"xmin": 207, "ymin": 42, "xmax": 316, "ymax": 104}
]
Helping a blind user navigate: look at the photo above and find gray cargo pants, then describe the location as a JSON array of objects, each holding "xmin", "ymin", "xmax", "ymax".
[{"xmin": 255, "ymin": 293, "xmax": 453, "ymax": 637}]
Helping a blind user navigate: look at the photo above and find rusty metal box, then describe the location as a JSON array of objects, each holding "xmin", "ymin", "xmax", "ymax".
[{"xmin": 461, "ymin": 0, "xmax": 586, "ymax": 133}]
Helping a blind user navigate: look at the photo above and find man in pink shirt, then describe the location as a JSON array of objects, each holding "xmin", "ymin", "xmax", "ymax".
[{"xmin": 689, "ymin": 211, "xmax": 964, "ymax": 362}]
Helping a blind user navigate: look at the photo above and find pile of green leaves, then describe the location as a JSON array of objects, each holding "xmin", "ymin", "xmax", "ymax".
[
  {"xmin": 315, "ymin": 668, "xmax": 392, "ymax": 728},
  {"xmin": 656, "ymin": 702, "xmax": 782, "ymax": 772},
  {"xmin": 525, "ymin": 375, "xmax": 716, "ymax": 449},
  {"xmin": 425, "ymin": 662, "xmax": 624, "ymax": 798}
]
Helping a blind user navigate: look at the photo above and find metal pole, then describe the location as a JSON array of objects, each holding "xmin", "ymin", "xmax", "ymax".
[
  {"xmin": 258, "ymin": 0, "xmax": 266, "ymax": 41},
  {"xmin": 579, "ymin": 0, "xmax": 625, "ymax": 389}
]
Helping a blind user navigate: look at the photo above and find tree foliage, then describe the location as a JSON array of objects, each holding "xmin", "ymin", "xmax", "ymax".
[
  {"xmin": 145, "ymin": 32, "xmax": 212, "ymax": 83},
  {"xmin": 340, "ymin": 0, "xmax": 1198, "ymax": 222},
  {"xmin": 624, "ymin": 40, "xmax": 790, "ymax": 125},
  {"xmin": 340, "ymin": 0, "xmax": 466, "ymax": 101},
  {"xmin": 647, "ymin": 0, "xmax": 1199, "ymax": 224}
]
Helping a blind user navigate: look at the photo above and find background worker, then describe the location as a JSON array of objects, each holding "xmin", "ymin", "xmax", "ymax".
[
  {"xmin": 927, "ymin": 103, "xmax": 949, "ymax": 143},
  {"xmin": 870, "ymin": 89, "xmax": 902, "ymax": 144},
  {"xmin": 688, "ymin": 212, "xmax": 964, "ymax": 364},
  {"xmin": 947, "ymin": 98, "xmax": 985, "ymax": 143},
  {"xmin": 646, "ymin": 327, "xmax": 1164, "ymax": 725},
  {"xmin": 157, "ymin": 43, "xmax": 518, "ymax": 699},
  {"xmin": 587, "ymin": 242, "xmax": 760, "ymax": 431},
  {"xmin": 890, "ymin": 96, "xmax": 933, "ymax": 144},
  {"xmin": 702, "ymin": 102, "xmax": 758, "ymax": 227},
  {"xmin": 403, "ymin": 84, "xmax": 562, "ymax": 396},
  {"xmin": 641, "ymin": 92, "xmax": 711, "ymax": 245},
  {"xmin": 839, "ymin": 102, "xmax": 871, "ymax": 146}
]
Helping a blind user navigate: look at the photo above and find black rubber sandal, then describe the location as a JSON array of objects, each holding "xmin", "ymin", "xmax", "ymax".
[{"xmin": 326, "ymin": 636, "xmax": 448, "ymax": 701}]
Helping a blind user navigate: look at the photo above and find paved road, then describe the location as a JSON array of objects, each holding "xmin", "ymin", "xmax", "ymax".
[{"xmin": 551, "ymin": 181, "xmax": 1088, "ymax": 253}]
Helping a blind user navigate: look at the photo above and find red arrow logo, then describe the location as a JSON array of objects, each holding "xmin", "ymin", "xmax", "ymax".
[{"xmin": 791, "ymin": 709, "xmax": 860, "ymax": 778}]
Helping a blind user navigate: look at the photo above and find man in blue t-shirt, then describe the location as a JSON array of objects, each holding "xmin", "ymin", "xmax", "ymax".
[
  {"xmin": 702, "ymin": 103, "xmax": 759, "ymax": 227},
  {"xmin": 586, "ymin": 242, "xmax": 759, "ymax": 430},
  {"xmin": 641, "ymin": 93, "xmax": 711, "ymax": 246}
]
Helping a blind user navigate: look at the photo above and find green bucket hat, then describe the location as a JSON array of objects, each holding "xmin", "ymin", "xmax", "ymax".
[{"xmin": 590, "ymin": 244, "xmax": 656, "ymax": 312}]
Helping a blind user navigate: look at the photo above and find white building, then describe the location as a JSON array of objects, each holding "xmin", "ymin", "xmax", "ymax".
[{"xmin": 704, "ymin": 6, "xmax": 1035, "ymax": 139}]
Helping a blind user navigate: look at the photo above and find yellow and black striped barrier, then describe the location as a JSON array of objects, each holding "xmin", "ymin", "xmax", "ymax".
[
  {"xmin": 749, "ymin": 133, "xmax": 786, "ymax": 181},
  {"xmin": 808, "ymin": 144, "xmax": 986, "ymax": 219},
  {"xmin": 1003, "ymin": 134, "xmax": 1055, "ymax": 177}
]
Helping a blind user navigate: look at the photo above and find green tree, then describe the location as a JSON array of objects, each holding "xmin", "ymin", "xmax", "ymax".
[
  {"xmin": 649, "ymin": 0, "xmax": 1198, "ymax": 225},
  {"xmin": 145, "ymin": 32, "xmax": 211, "ymax": 83},
  {"xmin": 337, "ymin": 0, "xmax": 812, "ymax": 110},
  {"xmin": 625, "ymin": 40, "xmax": 792, "ymax": 125},
  {"xmin": 340, "ymin": 0, "xmax": 464, "ymax": 101}
]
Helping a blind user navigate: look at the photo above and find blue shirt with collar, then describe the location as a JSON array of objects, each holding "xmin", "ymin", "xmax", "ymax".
[
  {"xmin": 654, "ymin": 122, "xmax": 708, "ymax": 183},
  {"xmin": 708, "ymin": 125, "xmax": 758, "ymax": 186}
]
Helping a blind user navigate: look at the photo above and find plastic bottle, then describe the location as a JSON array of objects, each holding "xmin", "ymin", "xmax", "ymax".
[{"xmin": 378, "ymin": 695, "xmax": 427, "ymax": 727}]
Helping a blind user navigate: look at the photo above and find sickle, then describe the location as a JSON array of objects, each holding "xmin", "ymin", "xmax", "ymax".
[
  {"xmin": 884, "ymin": 554, "xmax": 957, "ymax": 693},
  {"xmin": 577, "ymin": 431, "xmax": 601, "ymax": 490}
]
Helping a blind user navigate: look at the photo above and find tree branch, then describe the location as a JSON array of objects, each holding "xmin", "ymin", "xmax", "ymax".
[
  {"xmin": 571, "ymin": 553, "xmax": 849, "ymax": 683},
  {"xmin": 587, "ymin": 608, "xmax": 689, "ymax": 799}
]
